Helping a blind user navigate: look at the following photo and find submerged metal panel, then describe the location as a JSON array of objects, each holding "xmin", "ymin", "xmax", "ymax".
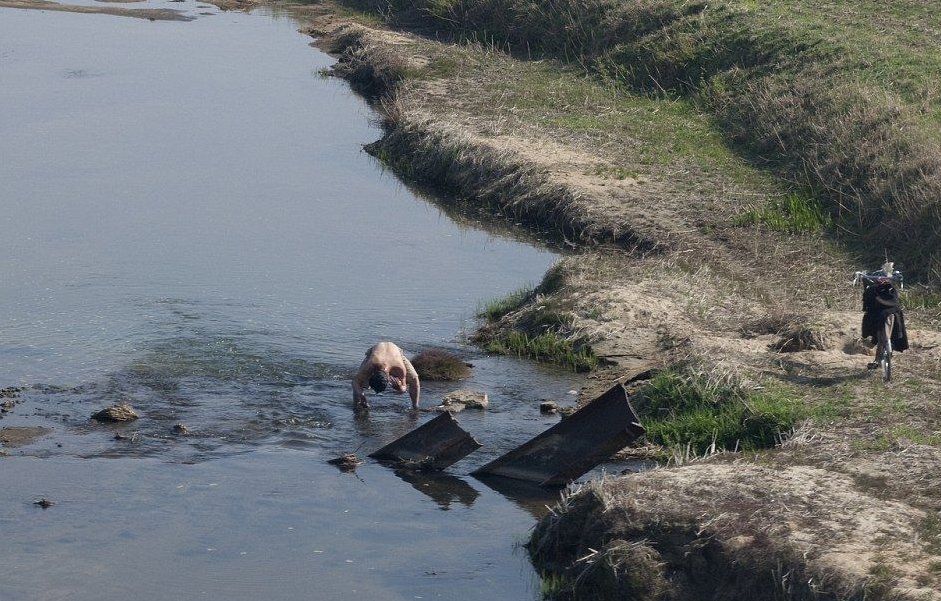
[
  {"xmin": 368, "ymin": 411, "xmax": 482, "ymax": 470},
  {"xmin": 471, "ymin": 383, "xmax": 645, "ymax": 487}
]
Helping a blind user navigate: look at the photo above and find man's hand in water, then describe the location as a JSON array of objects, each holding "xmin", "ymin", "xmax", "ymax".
[{"xmin": 390, "ymin": 373, "xmax": 407, "ymax": 393}]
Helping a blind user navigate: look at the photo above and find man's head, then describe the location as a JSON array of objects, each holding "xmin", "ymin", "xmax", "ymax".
[{"xmin": 369, "ymin": 370, "xmax": 392, "ymax": 393}]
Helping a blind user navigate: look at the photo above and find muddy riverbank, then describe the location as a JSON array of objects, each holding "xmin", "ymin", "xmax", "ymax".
[{"xmin": 300, "ymin": 5, "xmax": 941, "ymax": 599}]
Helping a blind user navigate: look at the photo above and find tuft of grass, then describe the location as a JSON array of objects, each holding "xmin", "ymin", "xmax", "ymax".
[
  {"xmin": 889, "ymin": 425, "xmax": 941, "ymax": 447},
  {"xmin": 587, "ymin": 163, "xmax": 639, "ymax": 180},
  {"xmin": 538, "ymin": 262, "xmax": 567, "ymax": 295},
  {"xmin": 735, "ymin": 192, "xmax": 832, "ymax": 234},
  {"xmin": 410, "ymin": 349, "xmax": 472, "ymax": 381},
  {"xmin": 903, "ymin": 286, "xmax": 941, "ymax": 323},
  {"xmin": 919, "ymin": 513, "xmax": 941, "ymax": 555},
  {"xmin": 865, "ymin": 559, "xmax": 898, "ymax": 597},
  {"xmin": 476, "ymin": 285, "xmax": 534, "ymax": 320},
  {"xmin": 537, "ymin": 572, "xmax": 566, "ymax": 597},
  {"xmin": 634, "ymin": 368, "xmax": 804, "ymax": 454},
  {"xmin": 485, "ymin": 331, "xmax": 597, "ymax": 372}
]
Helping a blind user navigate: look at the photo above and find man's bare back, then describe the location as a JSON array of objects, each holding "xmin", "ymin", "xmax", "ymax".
[{"xmin": 352, "ymin": 341, "xmax": 420, "ymax": 410}]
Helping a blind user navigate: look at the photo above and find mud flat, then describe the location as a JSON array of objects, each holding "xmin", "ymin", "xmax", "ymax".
[
  {"xmin": 296, "ymin": 3, "xmax": 941, "ymax": 598},
  {"xmin": 0, "ymin": 0, "xmax": 192, "ymax": 20}
]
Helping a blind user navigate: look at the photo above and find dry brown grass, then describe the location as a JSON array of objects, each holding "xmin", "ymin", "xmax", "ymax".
[{"xmin": 530, "ymin": 466, "xmax": 940, "ymax": 600}]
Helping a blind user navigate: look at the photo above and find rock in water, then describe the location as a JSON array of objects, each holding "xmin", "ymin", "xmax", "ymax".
[
  {"xmin": 441, "ymin": 389, "xmax": 488, "ymax": 409},
  {"xmin": 328, "ymin": 453, "xmax": 363, "ymax": 472},
  {"xmin": 92, "ymin": 403, "xmax": 139, "ymax": 423},
  {"xmin": 540, "ymin": 401, "xmax": 560, "ymax": 414}
]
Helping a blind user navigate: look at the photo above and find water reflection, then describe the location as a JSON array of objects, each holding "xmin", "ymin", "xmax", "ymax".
[
  {"xmin": 473, "ymin": 474, "xmax": 564, "ymax": 520},
  {"xmin": 392, "ymin": 469, "xmax": 480, "ymax": 510}
]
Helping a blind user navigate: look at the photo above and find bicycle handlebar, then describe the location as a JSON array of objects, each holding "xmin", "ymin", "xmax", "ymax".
[{"xmin": 853, "ymin": 269, "xmax": 904, "ymax": 289}]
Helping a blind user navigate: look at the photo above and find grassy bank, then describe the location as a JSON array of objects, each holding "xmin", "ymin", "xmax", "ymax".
[
  {"xmin": 308, "ymin": 4, "xmax": 941, "ymax": 598},
  {"xmin": 340, "ymin": 0, "xmax": 941, "ymax": 282}
]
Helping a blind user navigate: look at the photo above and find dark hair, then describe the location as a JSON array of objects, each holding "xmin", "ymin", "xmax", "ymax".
[{"xmin": 368, "ymin": 370, "xmax": 390, "ymax": 393}]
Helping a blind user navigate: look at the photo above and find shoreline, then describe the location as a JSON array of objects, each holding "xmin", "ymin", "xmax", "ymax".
[{"xmin": 300, "ymin": 4, "xmax": 941, "ymax": 599}]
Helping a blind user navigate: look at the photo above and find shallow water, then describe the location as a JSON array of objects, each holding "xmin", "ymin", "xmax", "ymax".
[{"xmin": 0, "ymin": 3, "xmax": 602, "ymax": 599}]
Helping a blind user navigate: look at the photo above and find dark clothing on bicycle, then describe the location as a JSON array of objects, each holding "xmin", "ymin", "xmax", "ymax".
[{"xmin": 862, "ymin": 282, "xmax": 908, "ymax": 352}]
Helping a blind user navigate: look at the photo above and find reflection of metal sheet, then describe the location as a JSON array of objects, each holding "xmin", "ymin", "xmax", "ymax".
[
  {"xmin": 473, "ymin": 474, "xmax": 562, "ymax": 520},
  {"xmin": 368, "ymin": 412, "xmax": 482, "ymax": 470},
  {"xmin": 471, "ymin": 383, "xmax": 644, "ymax": 487},
  {"xmin": 393, "ymin": 469, "xmax": 480, "ymax": 510}
]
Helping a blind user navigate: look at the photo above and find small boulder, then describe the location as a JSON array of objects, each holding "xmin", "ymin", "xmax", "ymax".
[
  {"xmin": 92, "ymin": 403, "xmax": 138, "ymax": 423},
  {"xmin": 540, "ymin": 401, "xmax": 559, "ymax": 414},
  {"xmin": 441, "ymin": 389, "xmax": 488, "ymax": 409},
  {"xmin": 0, "ymin": 400, "xmax": 14, "ymax": 413},
  {"xmin": 328, "ymin": 452, "xmax": 363, "ymax": 472},
  {"xmin": 172, "ymin": 424, "xmax": 189, "ymax": 435}
]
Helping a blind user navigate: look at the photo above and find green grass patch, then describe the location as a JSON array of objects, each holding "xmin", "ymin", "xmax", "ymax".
[
  {"xmin": 634, "ymin": 369, "xmax": 804, "ymax": 454},
  {"xmin": 919, "ymin": 513, "xmax": 941, "ymax": 555},
  {"xmin": 537, "ymin": 572, "xmax": 567, "ymax": 598},
  {"xmin": 850, "ymin": 425, "xmax": 941, "ymax": 453},
  {"xmin": 735, "ymin": 192, "xmax": 832, "ymax": 234},
  {"xmin": 890, "ymin": 425, "xmax": 941, "ymax": 447},
  {"xmin": 903, "ymin": 287, "xmax": 941, "ymax": 322},
  {"xmin": 865, "ymin": 559, "xmax": 898, "ymax": 597},
  {"xmin": 587, "ymin": 163, "xmax": 639, "ymax": 180},
  {"xmin": 477, "ymin": 285, "xmax": 534, "ymax": 321},
  {"xmin": 485, "ymin": 331, "xmax": 597, "ymax": 372}
]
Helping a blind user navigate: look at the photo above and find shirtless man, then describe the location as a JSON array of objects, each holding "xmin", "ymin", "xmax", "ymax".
[{"xmin": 352, "ymin": 341, "xmax": 420, "ymax": 410}]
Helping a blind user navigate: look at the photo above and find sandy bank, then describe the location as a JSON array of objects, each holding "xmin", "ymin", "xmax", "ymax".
[{"xmin": 0, "ymin": 0, "xmax": 192, "ymax": 20}]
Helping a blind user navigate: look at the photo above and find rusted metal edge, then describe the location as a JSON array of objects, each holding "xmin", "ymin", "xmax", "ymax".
[
  {"xmin": 368, "ymin": 411, "xmax": 482, "ymax": 470},
  {"xmin": 471, "ymin": 383, "xmax": 645, "ymax": 487}
]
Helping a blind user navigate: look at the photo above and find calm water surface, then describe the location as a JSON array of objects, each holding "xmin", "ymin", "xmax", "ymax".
[{"xmin": 0, "ymin": 3, "xmax": 593, "ymax": 599}]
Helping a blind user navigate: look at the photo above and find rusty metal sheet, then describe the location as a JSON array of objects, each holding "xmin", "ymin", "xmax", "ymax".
[
  {"xmin": 471, "ymin": 383, "xmax": 645, "ymax": 487},
  {"xmin": 368, "ymin": 411, "xmax": 482, "ymax": 470}
]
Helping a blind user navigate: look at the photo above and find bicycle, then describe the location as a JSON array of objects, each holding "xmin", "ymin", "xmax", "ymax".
[{"xmin": 853, "ymin": 266, "xmax": 903, "ymax": 383}]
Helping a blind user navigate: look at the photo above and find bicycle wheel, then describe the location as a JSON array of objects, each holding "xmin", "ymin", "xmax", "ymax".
[{"xmin": 881, "ymin": 339, "xmax": 892, "ymax": 383}]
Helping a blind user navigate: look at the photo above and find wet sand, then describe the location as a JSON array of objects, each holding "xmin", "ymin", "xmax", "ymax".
[{"xmin": 0, "ymin": 0, "xmax": 192, "ymax": 20}]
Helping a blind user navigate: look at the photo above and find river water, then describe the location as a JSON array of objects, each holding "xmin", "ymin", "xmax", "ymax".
[{"xmin": 0, "ymin": 3, "xmax": 593, "ymax": 599}]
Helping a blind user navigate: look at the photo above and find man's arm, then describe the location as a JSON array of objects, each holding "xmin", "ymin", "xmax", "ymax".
[
  {"xmin": 352, "ymin": 362, "xmax": 370, "ymax": 407},
  {"xmin": 403, "ymin": 356, "xmax": 420, "ymax": 409}
]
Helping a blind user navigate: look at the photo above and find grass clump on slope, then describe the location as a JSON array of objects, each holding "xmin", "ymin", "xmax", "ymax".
[{"xmin": 634, "ymin": 367, "xmax": 804, "ymax": 454}]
